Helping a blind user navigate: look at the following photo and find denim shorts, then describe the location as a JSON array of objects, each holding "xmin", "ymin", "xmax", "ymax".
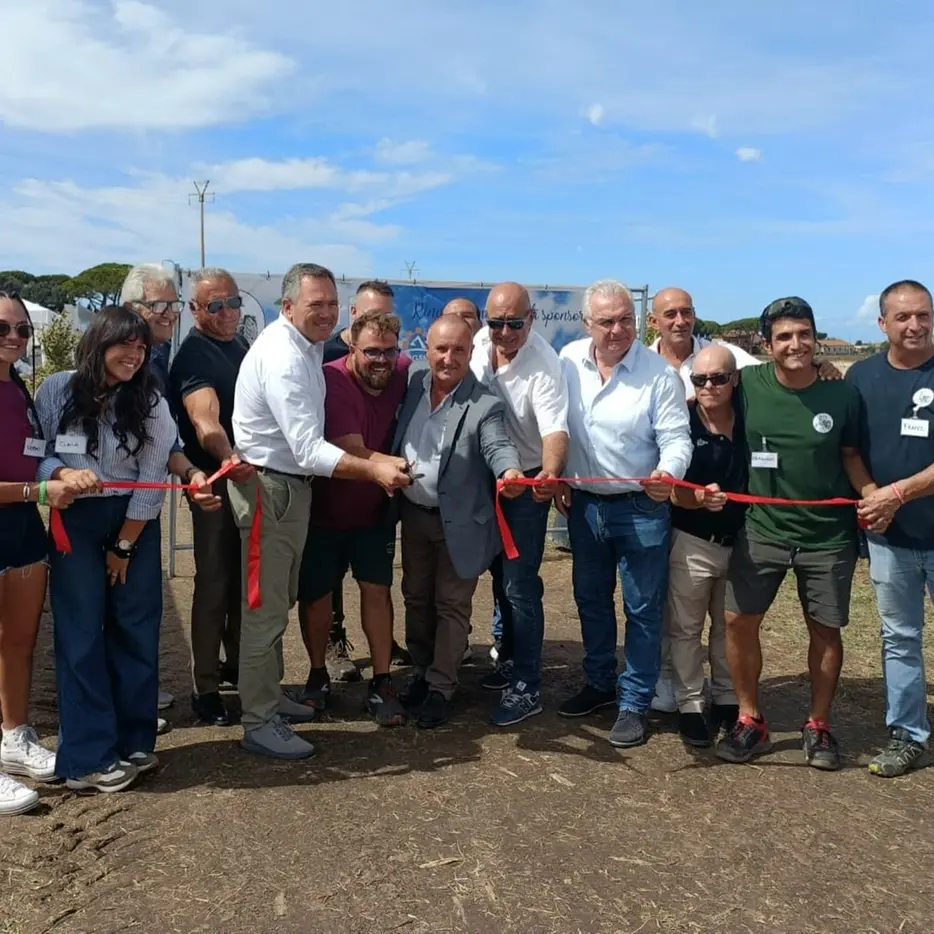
[{"xmin": 0, "ymin": 502, "xmax": 49, "ymax": 575}]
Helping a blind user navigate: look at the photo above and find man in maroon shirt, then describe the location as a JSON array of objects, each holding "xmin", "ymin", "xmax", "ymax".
[{"xmin": 297, "ymin": 309, "xmax": 411, "ymax": 725}]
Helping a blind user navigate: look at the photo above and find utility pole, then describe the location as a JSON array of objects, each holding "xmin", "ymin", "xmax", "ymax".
[
  {"xmin": 189, "ymin": 181, "xmax": 214, "ymax": 267},
  {"xmin": 402, "ymin": 260, "xmax": 419, "ymax": 281}
]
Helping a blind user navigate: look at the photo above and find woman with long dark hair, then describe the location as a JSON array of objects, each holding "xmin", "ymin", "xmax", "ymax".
[
  {"xmin": 0, "ymin": 291, "xmax": 84, "ymax": 815},
  {"xmin": 35, "ymin": 305, "xmax": 177, "ymax": 793}
]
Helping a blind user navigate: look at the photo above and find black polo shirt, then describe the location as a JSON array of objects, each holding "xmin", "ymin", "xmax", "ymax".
[
  {"xmin": 322, "ymin": 331, "xmax": 350, "ymax": 362},
  {"xmin": 671, "ymin": 399, "xmax": 748, "ymax": 545}
]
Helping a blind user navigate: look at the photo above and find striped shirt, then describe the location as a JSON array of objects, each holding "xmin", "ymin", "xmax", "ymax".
[{"xmin": 34, "ymin": 371, "xmax": 176, "ymax": 521}]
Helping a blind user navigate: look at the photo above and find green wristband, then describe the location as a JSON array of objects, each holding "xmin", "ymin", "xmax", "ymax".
[{"xmin": 38, "ymin": 480, "xmax": 47, "ymax": 506}]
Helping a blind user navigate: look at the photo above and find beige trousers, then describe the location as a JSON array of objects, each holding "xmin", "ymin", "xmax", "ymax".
[{"xmin": 664, "ymin": 528, "xmax": 737, "ymax": 713}]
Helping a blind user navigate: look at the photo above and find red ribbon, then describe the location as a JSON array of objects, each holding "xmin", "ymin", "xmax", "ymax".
[{"xmin": 494, "ymin": 476, "xmax": 861, "ymax": 560}]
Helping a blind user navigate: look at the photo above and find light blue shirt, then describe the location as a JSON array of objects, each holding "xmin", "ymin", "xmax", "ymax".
[
  {"xmin": 560, "ymin": 338, "xmax": 692, "ymax": 493},
  {"xmin": 401, "ymin": 381, "xmax": 458, "ymax": 508}
]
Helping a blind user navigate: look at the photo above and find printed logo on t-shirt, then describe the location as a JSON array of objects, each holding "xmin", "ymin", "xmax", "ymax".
[{"xmin": 812, "ymin": 413, "xmax": 834, "ymax": 434}]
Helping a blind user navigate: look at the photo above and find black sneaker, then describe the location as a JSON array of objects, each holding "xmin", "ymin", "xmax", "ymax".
[
  {"xmin": 678, "ymin": 711, "xmax": 711, "ymax": 748},
  {"xmin": 191, "ymin": 692, "xmax": 230, "ymax": 726},
  {"xmin": 417, "ymin": 690, "xmax": 449, "ymax": 729},
  {"xmin": 390, "ymin": 640, "xmax": 412, "ymax": 668},
  {"xmin": 366, "ymin": 677, "xmax": 408, "ymax": 727},
  {"xmin": 300, "ymin": 667, "xmax": 331, "ymax": 712},
  {"xmin": 710, "ymin": 703, "xmax": 739, "ymax": 735},
  {"xmin": 558, "ymin": 685, "xmax": 617, "ymax": 718},
  {"xmin": 479, "ymin": 660, "xmax": 513, "ymax": 692},
  {"xmin": 326, "ymin": 630, "xmax": 360, "ymax": 683},
  {"xmin": 608, "ymin": 709, "xmax": 647, "ymax": 748},
  {"xmin": 869, "ymin": 728, "xmax": 927, "ymax": 778},
  {"xmin": 400, "ymin": 675, "xmax": 429, "ymax": 712},
  {"xmin": 802, "ymin": 720, "xmax": 842, "ymax": 771},
  {"xmin": 715, "ymin": 714, "xmax": 771, "ymax": 763}
]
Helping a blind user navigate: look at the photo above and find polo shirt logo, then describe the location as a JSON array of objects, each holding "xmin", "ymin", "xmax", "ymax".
[{"xmin": 812, "ymin": 413, "xmax": 834, "ymax": 434}]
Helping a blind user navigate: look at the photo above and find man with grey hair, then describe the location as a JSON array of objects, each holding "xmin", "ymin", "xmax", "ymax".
[
  {"xmin": 230, "ymin": 262, "xmax": 412, "ymax": 759},
  {"xmin": 556, "ymin": 279, "xmax": 691, "ymax": 748}
]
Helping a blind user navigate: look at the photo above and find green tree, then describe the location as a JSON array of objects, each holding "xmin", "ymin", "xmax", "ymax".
[
  {"xmin": 65, "ymin": 263, "xmax": 131, "ymax": 311},
  {"xmin": 23, "ymin": 274, "xmax": 70, "ymax": 312},
  {"xmin": 35, "ymin": 312, "xmax": 80, "ymax": 387}
]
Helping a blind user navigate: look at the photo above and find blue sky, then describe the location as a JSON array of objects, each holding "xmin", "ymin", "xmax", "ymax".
[{"xmin": 2, "ymin": 1, "xmax": 934, "ymax": 340}]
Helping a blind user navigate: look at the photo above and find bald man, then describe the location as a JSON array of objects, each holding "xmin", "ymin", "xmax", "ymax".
[
  {"xmin": 442, "ymin": 297, "xmax": 482, "ymax": 336},
  {"xmin": 392, "ymin": 316, "xmax": 524, "ymax": 728},
  {"xmin": 666, "ymin": 345, "xmax": 745, "ymax": 746},
  {"xmin": 471, "ymin": 282, "xmax": 570, "ymax": 727}
]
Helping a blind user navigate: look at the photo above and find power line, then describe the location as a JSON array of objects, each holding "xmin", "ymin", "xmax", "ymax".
[
  {"xmin": 402, "ymin": 260, "xmax": 419, "ymax": 281},
  {"xmin": 188, "ymin": 181, "xmax": 214, "ymax": 267}
]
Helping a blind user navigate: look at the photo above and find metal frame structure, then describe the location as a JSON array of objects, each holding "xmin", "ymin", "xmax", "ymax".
[{"xmin": 164, "ymin": 275, "xmax": 650, "ymax": 579}]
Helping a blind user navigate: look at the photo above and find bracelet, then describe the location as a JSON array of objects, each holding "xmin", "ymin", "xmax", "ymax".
[
  {"xmin": 22, "ymin": 483, "xmax": 31, "ymax": 502},
  {"xmin": 38, "ymin": 481, "xmax": 47, "ymax": 506},
  {"xmin": 890, "ymin": 482, "xmax": 905, "ymax": 505}
]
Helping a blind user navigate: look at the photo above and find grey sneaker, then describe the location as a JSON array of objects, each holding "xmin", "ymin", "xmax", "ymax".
[
  {"xmin": 158, "ymin": 689, "xmax": 174, "ymax": 710},
  {"xmin": 869, "ymin": 728, "xmax": 927, "ymax": 778},
  {"xmin": 156, "ymin": 717, "xmax": 171, "ymax": 735},
  {"xmin": 124, "ymin": 752, "xmax": 159, "ymax": 774},
  {"xmin": 277, "ymin": 691, "xmax": 318, "ymax": 724},
  {"xmin": 241, "ymin": 716, "xmax": 315, "ymax": 760},
  {"xmin": 66, "ymin": 761, "xmax": 139, "ymax": 793},
  {"xmin": 609, "ymin": 709, "xmax": 648, "ymax": 748}
]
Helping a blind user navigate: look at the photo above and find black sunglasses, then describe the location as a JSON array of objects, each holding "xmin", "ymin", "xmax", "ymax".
[
  {"xmin": 203, "ymin": 295, "xmax": 243, "ymax": 315},
  {"xmin": 487, "ymin": 316, "xmax": 527, "ymax": 331},
  {"xmin": 690, "ymin": 372, "xmax": 732, "ymax": 388},
  {"xmin": 360, "ymin": 347, "xmax": 400, "ymax": 361},
  {"xmin": 0, "ymin": 321, "xmax": 34, "ymax": 340}
]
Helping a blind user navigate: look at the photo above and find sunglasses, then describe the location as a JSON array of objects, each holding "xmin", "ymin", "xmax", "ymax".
[
  {"xmin": 487, "ymin": 316, "xmax": 528, "ymax": 331},
  {"xmin": 0, "ymin": 321, "xmax": 34, "ymax": 340},
  {"xmin": 137, "ymin": 300, "xmax": 184, "ymax": 316},
  {"xmin": 359, "ymin": 347, "xmax": 400, "ymax": 361},
  {"xmin": 690, "ymin": 371, "xmax": 732, "ymax": 388},
  {"xmin": 203, "ymin": 296, "xmax": 243, "ymax": 315}
]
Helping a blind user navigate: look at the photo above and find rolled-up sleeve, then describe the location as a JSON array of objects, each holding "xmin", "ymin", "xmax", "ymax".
[
  {"xmin": 34, "ymin": 372, "xmax": 68, "ymax": 481},
  {"xmin": 479, "ymin": 402, "xmax": 521, "ymax": 479},
  {"xmin": 267, "ymin": 362, "xmax": 345, "ymax": 478},
  {"xmin": 652, "ymin": 371, "xmax": 693, "ymax": 479},
  {"xmin": 530, "ymin": 368, "xmax": 569, "ymax": 438},
  {"xmin": 126, "ymin": 398, "xmax": 177, "ymax": 520}
]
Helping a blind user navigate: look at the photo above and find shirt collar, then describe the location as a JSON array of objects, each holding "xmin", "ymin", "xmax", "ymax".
[
  {"xmin": 584, "ymin": 338, "xmax": 641, "ymax": 373},
  {"xmin": 652, "ymin": 334, "xmax": 703, "ymax": 362}
]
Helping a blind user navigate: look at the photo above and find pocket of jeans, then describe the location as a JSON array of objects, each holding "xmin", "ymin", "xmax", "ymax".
[{"xmin": 632, "ymin": 493, "xmax": 669, "ymax": 516}]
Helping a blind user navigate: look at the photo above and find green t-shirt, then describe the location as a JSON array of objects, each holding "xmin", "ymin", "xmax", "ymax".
[{"xmin": 740, "ymin": 362, "xmax": 860, "ymax": 549}]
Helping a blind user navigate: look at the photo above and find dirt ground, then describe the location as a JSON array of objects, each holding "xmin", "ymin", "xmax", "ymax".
[{"xmin": 2, "ymin": 503, "xmax": 933, "ymax": 934}]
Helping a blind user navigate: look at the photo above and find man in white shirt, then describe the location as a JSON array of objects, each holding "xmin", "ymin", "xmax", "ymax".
[
  {"xmin": 470, "ymin": 282, "xmax": 570, "ymax": 727},
  {"xmin": 556, "ymin": 279, "xmax": 692, "ymax": 749},
  {"xmin": 229, "ymin": 262, "xmax": 412, "ymax": 760}
]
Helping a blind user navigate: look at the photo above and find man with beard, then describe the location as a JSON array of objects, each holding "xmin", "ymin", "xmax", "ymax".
[{"xmin": 297, "ymin": 309, "xmax": 411, "ymax": 725}]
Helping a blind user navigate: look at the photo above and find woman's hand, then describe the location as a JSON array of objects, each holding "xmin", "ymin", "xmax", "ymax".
[
  {"xmin": 187, "ymin": 471, "xmax": 223, "ymax": 512},
  {"xmin": 57, "ymin": 468, "xmax": 102, "ymax": 494},
  {"xmin": 105, "ymin": 550, "xmax": 130, "ymax": 586}
]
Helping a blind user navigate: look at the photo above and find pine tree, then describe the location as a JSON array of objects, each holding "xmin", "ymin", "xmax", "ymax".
[{"xmin": 35, "ymin": 312, "xmax": 79, "ymax": 387}]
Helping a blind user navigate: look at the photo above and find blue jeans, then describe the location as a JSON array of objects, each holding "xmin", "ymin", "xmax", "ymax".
[
  {"xmin": 490, "ymin": 484, "xmax": 550, "ymax": 693},
  {"xmin": 568, "ymin": 491, "xmax": 670, "ymax": 713},
  {"xmin": 867, "ymin": 538, "xmax": 933, "ymax": 744},
  {"xmin": 49, "ymin": 498, "xmax": 162, "ymax": 779},
  {"xmin": 490, "ymin": 591, "xmax": 503, "ymax": 642}
]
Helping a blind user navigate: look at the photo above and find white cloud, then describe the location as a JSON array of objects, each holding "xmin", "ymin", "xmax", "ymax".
[
  {"xmin": 375, "ymin": 139, "xmax": 433, "ymax": 164},
  {"xmin": 0, "ymin": 0, "xmax": 293, "ymax": 131},
  {"xmin": 736, "ymin": 147, "xmax": 763, "ymax": 162},
  {"xmin": 691, "ymin": 115, "xmax": 719, "ymax": 138},
  {"xmin": 586, "ymin": 103, "xmax": 606, "ymax": 127},
  {"xmin": 857, "ymin": 294, "xmax": 881, "ymax": 319}
]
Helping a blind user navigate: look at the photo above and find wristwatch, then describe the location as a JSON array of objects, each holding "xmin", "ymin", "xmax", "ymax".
[{"xmin": 110, "ymin": 539, "xmax": 136, "ymax": 560}]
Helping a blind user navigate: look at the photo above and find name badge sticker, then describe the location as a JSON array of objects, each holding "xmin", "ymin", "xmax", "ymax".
[
  {"xmin": 751, "ymin": 451, "xmax": 779, "ymax": 469},
  {"xmin": 23, "ymin": 438, "xmax": 46, "ymax": 457},
  {"xmin": 55, "ymin": 434, "xmax": 88, "ymax": 455},
  {"xmin": 901, "ymin": 418, "xmax": 930, "ymax": 439}
]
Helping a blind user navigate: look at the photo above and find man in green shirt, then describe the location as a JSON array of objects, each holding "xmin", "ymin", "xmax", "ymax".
[{"xmin": 716, "ymin": 297, "xmax": 874, "ymax": 771}]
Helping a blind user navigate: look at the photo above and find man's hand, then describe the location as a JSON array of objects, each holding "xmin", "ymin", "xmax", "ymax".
[
  {"xmin": 373, "ymin": 458, "xmax": 413, "ymax": 495},
  {"xmin": 641, "ymin": 469, "xmax": 675, "ymax": 503},
  {"xmin": 554, "ymin": 481, "xmax": 573, "ymax": 518},
  {"xmin": 857, "ymin": 485, "xmax": 902, "ymax": 534},
  {"xmin": 223, "ymin": 453, "xmax": 255, "ymax": 485},
  {"xmin": 701, "ymin": 482, "xmax": 728, "ymax": 512},
  {"xmin": 187, "ymin": 471, "xmax": 223, "ymax": 512},
  {"xmin": 57, "ymin": 468, "xmax": 101, "ymax": 494},
  {"xmin": 105, "ymin": 550, "xmax": 130, "ymax": 586},
  {"xmin": 815, "ymin": 359, "xmax": 843, "ymax": 381},
  {"xmin": 531, "ymin": 469, "xmax": 559, "ymax": 503},
  {"xmin": 44, "ymin": 480, "xmax": 76, "ymax": 510},
  {"xmin": 499, "ymin": 468, "xmax": 527, "ymax": 499}
]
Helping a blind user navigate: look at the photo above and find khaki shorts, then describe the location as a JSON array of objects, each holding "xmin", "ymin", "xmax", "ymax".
[{"xmin": 724, "ymin": 526, "xmax": 857, "ymax": 628}]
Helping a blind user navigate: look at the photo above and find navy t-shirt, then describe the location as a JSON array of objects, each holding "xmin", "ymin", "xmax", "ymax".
[
  {"xmin": 846, "ymin": 351, "xmax": 934, "ymax": 549},
  {"xmin": 322, "ymin": 331, "xmax": 350, "ymax": 363}
]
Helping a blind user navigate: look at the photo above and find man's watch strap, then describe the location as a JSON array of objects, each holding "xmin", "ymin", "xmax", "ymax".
[{"xmin": 110, "ymin": 538, "xmax": 136, "ymax": 560}]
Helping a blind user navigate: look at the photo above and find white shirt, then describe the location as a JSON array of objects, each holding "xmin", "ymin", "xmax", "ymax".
[
  {"xmin": 232, "ymin": 316, "xmax": 345, "ymax": 477},
  {"xmin": 651, "ymin": 335, "xmax": 760, "ymax": 399},
  {"xmin": 470, "ymin": 327, "xmax": 568, "ymax": 472},
  {"xmin": 560, "ymin": 338, "xmax": 692, "ymax": 493}
]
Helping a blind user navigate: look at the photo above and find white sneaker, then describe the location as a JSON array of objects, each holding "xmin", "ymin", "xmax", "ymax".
[
  {"xmin": 650, "ymin": 677, "xmax": 678, "ymax": 714},
  {"xmin": 0, "ymin": 772, "xmax": 40, "ymax": 815},
  {"xmin": 65, "ymin": 761, "xmax": 138, "ymax": 793},
  {"xmin": 158, "ymin": 689, "xmax": 174, "ymax": 710},
  {"xmin": 156, "ymin": 717, "xmax": 170, "ymax": 735},
  {"xmin": 1, "ymin": 725, "xmax": 58, "ymax": 782}
]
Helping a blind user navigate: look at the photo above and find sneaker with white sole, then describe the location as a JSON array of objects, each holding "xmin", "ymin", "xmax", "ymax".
[
  {"xmin": 158, "ymin": 689, "xmax": 174, "ymax": 710},
  {"xmin": 650, "ymin": 676, "xmax": 677, "ymax": 714},
  {"xmin": 491, "ymin": 683, "xmax": 543, "ymax": 727},
  {"xmin": 66, "ymin": 761, "xmax": 139, "ymax": 793},
  {"xmin": 124, "ymin": 752, "xmax": 159, "ymax": 774},
  {"xmin": 1, "ymin": 725, "xmax": 58, "ymax": 782},
  {"xmin": 0, "ymin": 772, "xmax": 40, "ymax": 816},
  {"xmin": 241, "ymin": 715, "xmax": 315, "ymax": 760},
  {"xmin": 156, "ymin": 717, "xmax": 170, "ymax": 735},
  {"xmin": 278, "ymin": 690, "xmax": 317, "ymax": 724}
]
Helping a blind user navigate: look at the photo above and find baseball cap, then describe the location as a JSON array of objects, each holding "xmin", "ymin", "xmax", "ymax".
[{"xmin": 759, "ymin": 296, "xmax": 814, "ymax": 336}]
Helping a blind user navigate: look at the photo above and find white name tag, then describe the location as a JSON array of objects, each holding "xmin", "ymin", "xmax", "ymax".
[
  {"xmin": 55, "ymin": 434, "xmax": 88, "ymax": 455},
  {"xmin": 751, "ymin": 451, "xmax": 779, "ymax": 469},
  {"xmin": 23, "ymin": 438, "xmax": 46, "ymax": 457},
  {"xmin": 901, "ymin": 418, "xmax": 930, "ymax": 439}
]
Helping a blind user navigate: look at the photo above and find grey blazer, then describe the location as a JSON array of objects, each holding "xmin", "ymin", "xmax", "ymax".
[{"xmin": 392, "ymin": 368, "xmax": 520, "ymax": 579}]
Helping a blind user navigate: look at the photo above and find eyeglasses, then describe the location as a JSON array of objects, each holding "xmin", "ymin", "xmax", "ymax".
[
  {"xmin": 202, "ymin": 296, "xmax": 243, "ymax": 315},
  {"xmin": 359, "ymin": 347, "xmax": 400, "ymax": 361},
  {"xmin": 689, "ymin": 372, "xmax": 732, "ymax": 388},
  {"xmin": 487, "ymin": 316, "xmax": 528, "ymax": 331},
  {"xmin": 136, "ymin": 300, "xmax": 184, "ymax": 316},
  {"xmin": 0, "ymin": 321, "xmax": 33, "ymax": 340}
]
